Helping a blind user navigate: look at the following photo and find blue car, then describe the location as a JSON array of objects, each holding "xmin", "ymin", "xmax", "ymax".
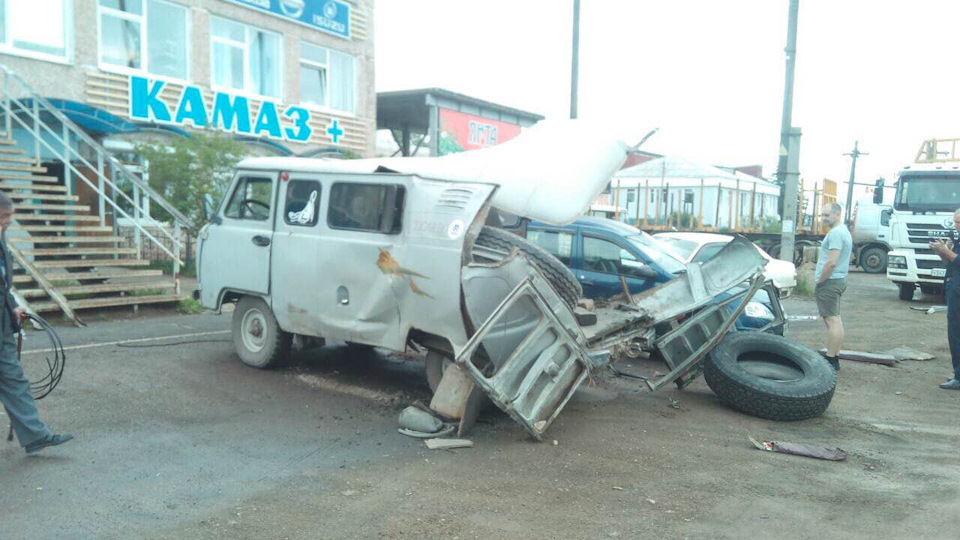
[{"xmin": 525, "ymin": 217, "xmax": 784, "ymax": 333}]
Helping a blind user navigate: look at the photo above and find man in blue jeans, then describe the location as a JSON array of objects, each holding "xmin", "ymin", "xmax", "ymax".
[
  {"xmin": 0, "ymin": 192, "xmax": 73, "ymax": 452},
  {"xmin": 815, "ymin": 203, "xmax": 853, "ymax": 371},
  {"xmin": 929, "ymin": 208, "xmax": 960, "ymax": 390}
]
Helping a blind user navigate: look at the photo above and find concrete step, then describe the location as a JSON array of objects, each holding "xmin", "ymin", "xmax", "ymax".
[
  {"xmin": 13, "ymin": 203, "xmax": 90, "ymax": 212},
  {"xmin": 13, "ymin": 214, "xmax": 100, "ymax": 222},
  {"xmin": 0, "ymin": 139, "xmax": 15, "ymax": 146},
  {"xmin": 30, "ymin": 293, "xmax": 185, "ymax": 312},
  {"xmin": 22, "ymin": 247, "xmax": 137, "ymax": 256},
  {"xmin": 7, "ymin": 192, "xmax": 80, "ymax": 202},
  {"xmin": 10, "ymin": 235, "xmax": 124, "ymax": 244},
  {"xmin": 29, "ymin": 259, "xmax": 150, "ymax": 269},
  {"xmin": 10, "ymin": 225, "xmax": 111, "ymax": 233},
  {"xmin": 13, "ymin": 269, "xmax": 164, "ymax": 284},
  {"xmin": 0, "ymin": 173, "xmax": 58, "ymax": 183},
  {"xmin": 0, "ymin": 181, "xmax": 68, "ymax": 192},
  {"xmin": 0, "ymin": 147, "xmax": 26, "ymax": 155},
  {"xmin": 20, "ymin": 280, "xmax": 174, "ymax": 299}
]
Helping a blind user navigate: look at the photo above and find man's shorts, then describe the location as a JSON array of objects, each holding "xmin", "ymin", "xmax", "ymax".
[{"xmin": 815, "ymin": 278, "xmax": 847, "ymax": 318}]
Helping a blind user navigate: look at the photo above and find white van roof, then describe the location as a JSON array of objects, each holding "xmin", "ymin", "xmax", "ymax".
[{"xmin": 238, "ymin": 120, "xmax": 629, "ymax": 225}]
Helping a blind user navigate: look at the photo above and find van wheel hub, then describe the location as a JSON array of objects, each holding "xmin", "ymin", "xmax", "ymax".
[{"xmin": 241, "ymin": 309, "xmax": 268, "ymax": 352}]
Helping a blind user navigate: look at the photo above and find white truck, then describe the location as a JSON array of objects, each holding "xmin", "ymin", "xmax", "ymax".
[
  {"xmin": 886, "ymin": 139, "xmax": 960, "ymax": 300},
  {"xmin": 850, "ymin": 199, "xmax": 892, "ymax": 274}
]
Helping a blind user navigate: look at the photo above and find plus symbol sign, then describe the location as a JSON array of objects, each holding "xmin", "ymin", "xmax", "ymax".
[{"xmin": 326, "ymin": 120, "xmax": 344, "ymax": 144}]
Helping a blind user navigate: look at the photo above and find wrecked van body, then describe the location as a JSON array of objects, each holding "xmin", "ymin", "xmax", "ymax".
[{"xmin": 197, "ymin": 120, "xmax": 825, "ymax": 439}]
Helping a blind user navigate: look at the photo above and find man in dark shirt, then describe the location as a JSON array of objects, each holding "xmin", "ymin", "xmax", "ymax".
[{"xmin": 930, "ymin": 209, "xmax": 960, "ymax": 389}]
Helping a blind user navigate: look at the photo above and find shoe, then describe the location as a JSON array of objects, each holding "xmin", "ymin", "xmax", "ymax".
[
  {"xmin": 939, "ymin": 378, "xmax": 960, "ymax": 390},
  {"xmin": 25, "ymin": 433, "xmax": 74, "ymax": 454},
  {"xmin": 826, "ymin": 357, "xmax": 840, "ymax": 371}
]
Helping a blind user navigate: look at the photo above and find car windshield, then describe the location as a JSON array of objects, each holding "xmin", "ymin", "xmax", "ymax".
[
  {"xmin": 656, "ymin": 237, "xmax": 699, "ymax": 260},
  {"xmin": 626, "ymin": 234, "xmax": 687, "ymax": 274}
]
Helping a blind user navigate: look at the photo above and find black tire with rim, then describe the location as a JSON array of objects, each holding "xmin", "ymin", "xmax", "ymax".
[
  {"xmin": 859, "ymin": 246, "xmax": 887, "ymax": 274},
  {"xmin": 472, "ymin": 226, "xmax": 582, "ymax": 309},
  {"xmin": 232, "ymin": 296, "xmax": 291, "ymax": 369},
  {"xmin": 704, "ymin": 332, "xmax": 836, "ymax": 421},
  {"xmin": 898, "ymin": 283, "xmax": 915, "ymax": 301}
]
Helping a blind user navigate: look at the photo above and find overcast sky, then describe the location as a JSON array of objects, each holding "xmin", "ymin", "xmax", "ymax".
[{"xmin": 375, "ymin": 0, "xmax": 960, "ymax": 205}]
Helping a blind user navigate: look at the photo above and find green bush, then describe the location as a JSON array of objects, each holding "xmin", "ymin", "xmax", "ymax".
[
  {"xmin": 794, "ymin": 273, "xmax": 814, "ymax": 296},
  {"xmin": 177, "ymin": 298, "xmax": 204, "ymax": 314}
]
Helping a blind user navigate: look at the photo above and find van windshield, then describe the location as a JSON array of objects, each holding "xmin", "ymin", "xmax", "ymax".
[{"xmin": 627, "ymin": 234, "xmax": 686, "ymax": 274}]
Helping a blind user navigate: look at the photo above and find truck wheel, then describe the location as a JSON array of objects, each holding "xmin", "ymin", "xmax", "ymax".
[
  {"xmin": 704, "ymin": 332, "xmax": 836, "ymax": 421},
  {"xmin": 473, "ymin": 226, "xmax": 582, "ymax": 309},
  {"xmin": 898, "ymin": 283, "xmax": 915, "ymax": 301},
  {"xmin": 859, "ymin": 246, "xmax": 887, "ymax": 274},
  {"xmin": 232, "ymin": 296, "xmax": 291, "ymax": 369}
]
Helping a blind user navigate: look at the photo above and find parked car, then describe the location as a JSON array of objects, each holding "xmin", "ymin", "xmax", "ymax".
[
  {"xmin": 524, "ymin": 217, "xmax": 785, "ymax": 333},
  {"xmin": 653, "ymin": 232, "xmax": 798, "ymax": 296}
]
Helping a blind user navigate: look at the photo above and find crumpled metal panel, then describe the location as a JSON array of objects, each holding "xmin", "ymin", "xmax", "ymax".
[
  {"xmin": 458, "ymin": 253, "xmax": 590, "ymax": 440},
  {"xmin": 632, "ymin": 236, "xmax": 767, "ymax": 324}
]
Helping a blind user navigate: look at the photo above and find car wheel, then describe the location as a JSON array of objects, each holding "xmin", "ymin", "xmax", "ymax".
[
  {"xmin": 859, "ymin": 246, "xmax": 887, "ymax": 274},
  {"xmin": 232, "ymin": 296, "xmax": 291, "ymax": 369},
  {"xmin": 898, "ymin": 283, "xmax": 915, "ymax": 301},
  {"xmin": 704, "ymin": 332, "xmax": 836, "ymax": 421},
  {"xmin": 472, "ymin": 226, "xmax": 582, "ymax": 310}
]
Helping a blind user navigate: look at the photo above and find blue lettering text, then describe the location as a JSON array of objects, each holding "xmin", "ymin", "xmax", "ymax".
[
  {"xmin": 253, "ymin": 101, "xmax": 282, "ymax": 139},
  {"xmin": 174, "ymin": 86, "xmax": 208, "ymax": 127},
  {"xmin": 129, "ymin": 76, "xmax": 171, "ymax": 122},
  {"xmin": 212, "ymin": 93, "xmax": 252, "ymax": 134},
  {"xmin": 283, "ymin": 106, "xmax": 313, "ymax": 142}
]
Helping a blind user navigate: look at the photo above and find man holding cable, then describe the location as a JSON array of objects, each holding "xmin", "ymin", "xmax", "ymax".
[
  {"xmin": 929, "ymin": 208, "xmax": 960, "ymax": 390},
  {"xmin": 0, "ymin": 191, "xmax": 72, "ymax": 453}
]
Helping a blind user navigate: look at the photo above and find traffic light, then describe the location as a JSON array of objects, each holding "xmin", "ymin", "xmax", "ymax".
[{"xmin": 873, "ymin": 177, "xmax": 884, "ymax": 204}]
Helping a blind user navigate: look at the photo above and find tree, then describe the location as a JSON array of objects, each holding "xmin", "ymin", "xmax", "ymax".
[{"xmin": 136, "ymin": 133, "xmax": 246, "ymax": 229}]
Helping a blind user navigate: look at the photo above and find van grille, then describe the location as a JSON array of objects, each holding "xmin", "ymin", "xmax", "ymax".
[{"xmin": 436, "ymin": 188, "xmax": 474, "ymax": 210}]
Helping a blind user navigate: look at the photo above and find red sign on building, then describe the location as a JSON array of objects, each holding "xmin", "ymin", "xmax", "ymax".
[{"xmin": 437, "ymin": 108, "xmax": 522, "ymax": 155}]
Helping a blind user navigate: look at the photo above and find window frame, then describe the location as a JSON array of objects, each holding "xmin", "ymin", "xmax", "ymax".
[
  {"xmin": 526, "ymin": 228, "xmax": 573, "ymax": 266},
  {"xmin": 223, "ymin": 176, "xmax": 275, "ymax": 222},
  {"xmin": 282, "ymin": 179, "xmax": 322, "ymax": 228},
  {"xmin": 298, "ymin": 40, "xmax": 356, "ymax": 115},
  {"xmin": 326, "ymin": 182, "xmax": 405, "ymax": 235},
  {"xmin": 209, "ymin": 15, "xmax": 284, "ymax": 100},
  {"xmin": 582, "ymin": 234, "xmax": 652, "ymax": 279},
  {"xmin": 96, "ymin": 0, "xmax": 191, "ymax": 83},
  {"xmin": 0, "ymin": 0, "xmax": 73, "ymax": 65}
]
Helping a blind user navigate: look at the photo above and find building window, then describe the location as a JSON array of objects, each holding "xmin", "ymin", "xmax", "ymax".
[
  {"xmin": 98, "ymin": 0, "xmax": 189, "ymax": 80},
  {"xmin": 211, "ymin": 17, "xmax": 281, "ymax": 99},
  {"xmin": 300, "ymin": 41, "xmax": 355, "ymax": 113},
  {"xmin": 0, "ymin": 0, "xmax": 70, "ymax": 62}
]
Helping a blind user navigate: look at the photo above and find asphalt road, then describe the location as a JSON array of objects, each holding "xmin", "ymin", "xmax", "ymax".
[{"xmin": 2, "ymin": 272, "xmax": 958, "ymax": 539}]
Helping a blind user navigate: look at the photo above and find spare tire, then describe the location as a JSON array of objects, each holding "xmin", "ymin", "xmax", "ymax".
[
  {"xmin": 472, "ymin": 226, "xmax": 582, "ymax": 309},
  {"xmin": 704, "ymin": 332, "xmax": 835, "ymax": 421}
]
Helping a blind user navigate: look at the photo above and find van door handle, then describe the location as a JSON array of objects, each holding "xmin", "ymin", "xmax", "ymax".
[{"xmin": 252, "ymin": 235, "xmax": 271, "ymax": 247}]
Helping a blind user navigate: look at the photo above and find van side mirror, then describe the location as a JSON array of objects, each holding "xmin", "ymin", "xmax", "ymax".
[{"xmin": 204, "ymin": 199, "xmax": 221, "ymax": 225}]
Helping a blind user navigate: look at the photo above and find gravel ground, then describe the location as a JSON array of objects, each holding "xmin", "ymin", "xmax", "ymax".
[{"xmin": 1, "ymin": 271, "xmax": 957, "ymax": 539}]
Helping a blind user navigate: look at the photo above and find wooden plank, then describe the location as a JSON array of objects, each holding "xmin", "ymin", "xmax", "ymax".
[
  {"xmin": 818, "ymin": 348, "xmax": 897, "ymax": 366},
  {"xmin": 0, "ymin": 181, "xmax": 68, "ymax": 192},
  {"xmin": 0, "ymin": 173, "xmax": 59, "ymax": 183},
  {"xmin": 0, "ymin": 164, "xmax": 46, "ymax": 173},
  {"xmin": 6, "ymin": 192, "xmax": 79, "ymax": 202},
  {"xmin": 13, "ymin": 214, "xmax": 100, "ymax": 222},
  {"xmin": 14, "ymin": 269, "xmax": 163, "ymax": 283},
  {"xmin": 0, "ymin": 139, "xmax": 16, "ymax": 146},
  {"xmin": 14, "ymin": 203, "xmax": 90, "ymax": 212},
  {"xmin": 30, "ymin": 259, "xmax": 150, "ymax": 269},
  {"xmin": 0, "ymin": 155, "xmax": 39, "ymax": 164},
  {"xmin": 0, "ymin": 147, "xmax": 27, "ymax": 155},
  {"xmin": 20, "ymin": 281, "xmax": 174, "ymax": 298},
  {"xmin": 424, "ymin": 438, "xmax": 474, "ymax": 450},
  {"xmin": 22, "ymin": 247, "xmax": 137, "ymax": 256},
  {"xmin": 10, "ymin": 235, "xmax": 124, "ymax": 244},
  {"xmin": 10, "ymin": 225, "xmax": 111, "ymax": 233},
  {"xmin": 30, "ymin": 293, "xmax": 184, "ymax": 312}
]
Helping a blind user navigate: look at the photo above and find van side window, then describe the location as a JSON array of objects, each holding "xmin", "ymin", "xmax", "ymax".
[
  {"xmin": 224, "ymin": 177, "xmax": 273, "ymax": 221},
  {"xmin": 284, "ymin": 180, "xmax": 322, "ymax": 227},
  {"xmin": 583, "ymin": 236, "xmax": 651, "ymax": 278},
  {"xmin": 328, "ymin": 183, "xmax": 405, "ymax": 234}
]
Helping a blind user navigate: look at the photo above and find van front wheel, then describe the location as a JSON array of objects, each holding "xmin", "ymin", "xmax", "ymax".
[{"xmin": 232, "ymin": 296, "xmax": 291, "ymax": 369}]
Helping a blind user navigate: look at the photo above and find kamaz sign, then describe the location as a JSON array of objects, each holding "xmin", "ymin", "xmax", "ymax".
[{"xmin": 129, "ymin": 76, "xmax": 319, "ymax": 144}]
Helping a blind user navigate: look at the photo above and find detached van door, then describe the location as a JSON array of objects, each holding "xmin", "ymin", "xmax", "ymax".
[{"xmin": 200, "ymin": 173, "xmax": 276, "ymax": 303}]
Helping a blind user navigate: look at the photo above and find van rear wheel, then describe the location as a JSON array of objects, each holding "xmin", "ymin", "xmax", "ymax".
[{"xmin": 232, "ymin": 296, "xmax": 291, "ymax": 369}]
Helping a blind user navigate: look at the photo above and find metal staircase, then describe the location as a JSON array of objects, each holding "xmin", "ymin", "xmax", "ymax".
[{"xmin": 0, "ymin": 63, "xmax": 195, "ymax": 325}]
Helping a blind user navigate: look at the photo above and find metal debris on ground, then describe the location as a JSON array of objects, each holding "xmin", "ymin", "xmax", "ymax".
[
  {"xmin": 668, "ymin": 397, "xmax": 681, "ymax": 409},
  {"xmin": 819, "ymin": 349, "xmax": 897, "ymax": 366},
  {"xmin": 398, "ymin": 405, "xmax": 443, "ymax": 433},
  {"xmin": 881, "ymin": 347, "xmax": 935, "ymax": 362},
  {"xmin": 749, "ymin": 437, "xmax": 847, "ymax": 461},
  {"xmin": 909, "ymin": 305, "xmax": 947, "ymax": 314},
  {"xmin": 424, "ymin": 438, "xmax": 473, "ymax": 450}
]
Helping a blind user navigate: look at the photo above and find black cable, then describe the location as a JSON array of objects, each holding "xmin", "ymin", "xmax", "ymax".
[
  {"xmin": 116, "ymin": 338, "xmax": 231, "ymax": 348},
  {"xmin": 21, "ymin": 313, "xmax": 65, "ymax": 401}
]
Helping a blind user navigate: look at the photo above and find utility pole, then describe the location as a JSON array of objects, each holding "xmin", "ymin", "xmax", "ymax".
[
  {"xmin": 570, "ymin": 0, "xmax": 580, "ymax": 119},
  {"xmin": 775, "ymin": 0, "xmax": 800, "ymax": 212},
  {"xmin": 843, "ymin": 140, "xmax": 868, "ymax": 224},
  {"xmin": 779, "ymin": 128, "xmax": 802, "ymax": 264}
]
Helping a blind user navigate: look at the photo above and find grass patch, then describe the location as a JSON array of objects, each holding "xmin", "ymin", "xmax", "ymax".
[
  {"xmin": 148, "ymin": 259, "xmax": 197, "ymax": 277},
  {"xmin": 794, "ymin": 273, "xmax": 814, "ymax": 296},
  {"xmin": 177, "ymin": 298, "xmax": 204, "ymax": 314},
  {"xmin": 130, "ymin": 288, "xmax": 167, "ymax": 297}
]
